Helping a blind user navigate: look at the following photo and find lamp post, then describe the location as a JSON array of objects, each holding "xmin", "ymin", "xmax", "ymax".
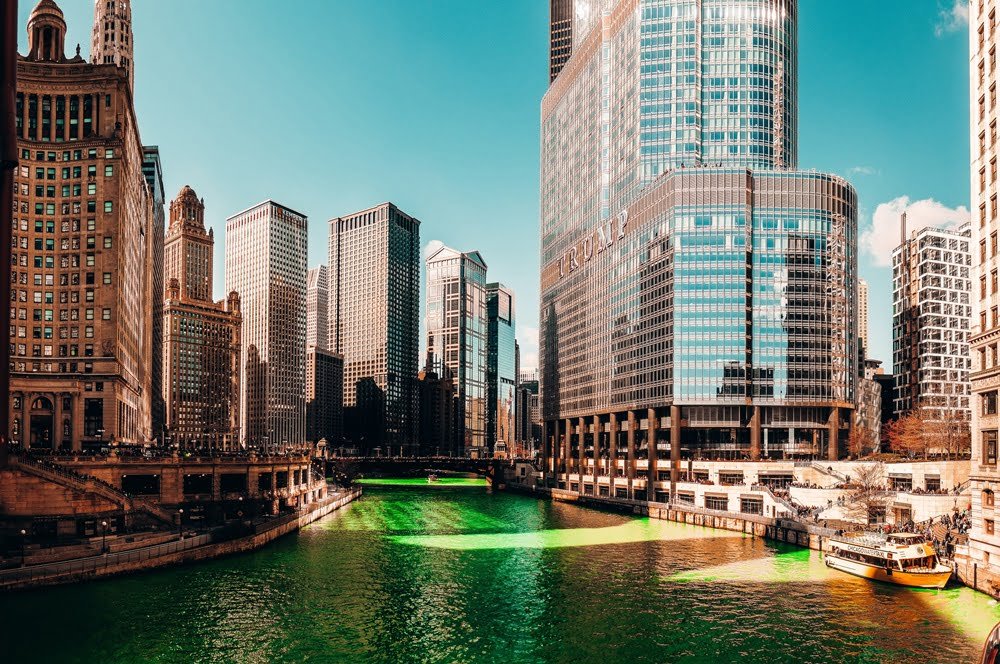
[
  {"xmin": 177, "ymin": 508, "xmax": 184, "ymax": 540},
  {"xmin": 100, "ymin": 519, "xmax": 108, "ymax": 554},
  {"xmin": 19, "ymin": 529, "xmax": 26, "ymax": 567}
]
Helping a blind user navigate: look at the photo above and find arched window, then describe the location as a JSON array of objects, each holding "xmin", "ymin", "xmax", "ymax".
[
  {"xmin": 31, "ymin": 396, "xmax": 53, "ymax": 411},
  {"xmin": 985, "ymin": 489, "xmax": 995, "ymax": 508}
]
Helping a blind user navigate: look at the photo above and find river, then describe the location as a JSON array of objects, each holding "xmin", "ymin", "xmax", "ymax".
[{"xmin": 3, "ymin": 479, "xmax": 999, "ymax": 663}]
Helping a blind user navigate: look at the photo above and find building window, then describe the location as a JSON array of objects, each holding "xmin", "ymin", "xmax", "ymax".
[
  {"xmin": 985, "ymin": 431, "xmax": 999, "ymax": 465},
  {"xmin": 103, "ymin": 201, "xmax": 112, "ymax": 213},
  {"xmin": 988, "ymin": 519, "xmax": 996, "ymax": 536},
  {"xmin": 985, "ymin": 489, "xmax": 995, "ymax": 508},
  {"xmin": 985, "ymin": 392, "xmax": 998, "ymax": 416}
]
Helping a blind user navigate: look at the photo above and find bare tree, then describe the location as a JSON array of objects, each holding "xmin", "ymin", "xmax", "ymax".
[{"xmin": 843, "ymin": 462, "xmax": 887, "ymax": 525}]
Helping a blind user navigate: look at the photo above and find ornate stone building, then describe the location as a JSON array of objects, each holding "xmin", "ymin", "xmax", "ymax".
[
  {"xmin": 162, "ymin": 187, "xmax": 242, "ymax": 450},
  {"xmin": 9, "ymin": 0, "xmax": 157, "ymax": 449}
]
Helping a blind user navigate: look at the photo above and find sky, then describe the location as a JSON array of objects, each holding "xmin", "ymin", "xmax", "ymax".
[{"xmin": 16, "ymin": 0, "xmax": 972, "ymax": 371}]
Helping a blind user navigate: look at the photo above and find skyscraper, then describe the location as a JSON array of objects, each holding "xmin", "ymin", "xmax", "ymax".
[
  {"xmin": 142, "ymin": 147, "xmax": 166, "ymax": 445},
  {"xmin": 549, "ymin": 0, "xmax": 574, "ymax": 82},
  {"xmin": 91, "ymin": 0, "xmax": 134, "ymax": 94},
  {"xmin": 969, "ymin": 0, "xmax": 1000, "ymax": 577},
  {"xmin": 858, "ymin": 278, "xmax": 869, "ymax": 358},
  {"xmin": 426, "ymin": 246, "xmax": 489, "ymax": 457},
  {"xmin": 540, "ymin": 0, "xmax": 857, "ymax": 501},
  {"xmin": 329, "ymin": 203, "xmax": 420, "ymax": 454},
  {"xmin": 486, "ymin": 283, "xmax": 517, "ymax": 457},
  {"xmin": 304, "ymin": 264, "xmax": 343, "ymax": 447},
  {"xmin": 226, "ymin": 201, "xmax": 308, "ymax": 449},
  {"xmin": 8, "ymin": 0, "xmax": 155, "ymax": 449},
  {"xmin": 891, "ymin": 221, "xmax": 971, "ymax": 423},
  {"xmin": 163, "ymin": 186, "xmax": 242, "ymax": 450}
]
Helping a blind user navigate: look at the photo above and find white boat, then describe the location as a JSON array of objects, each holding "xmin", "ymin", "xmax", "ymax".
[
  {"xmin": 825, "ymin": 532, "xmax": 952, "ymax": 589},
  {"xmin": 427, "ymin": 473, "xmax": 439, "ymax": 484}
]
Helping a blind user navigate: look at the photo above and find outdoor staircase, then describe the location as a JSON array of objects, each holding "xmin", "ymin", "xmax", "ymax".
[
  {"xmin": 10, "ymin": 455, "xmax": 174, "ymax": 525},
  {"xmin": 810, "ymin": 462, "xmax": 849, "ymax": 484}
]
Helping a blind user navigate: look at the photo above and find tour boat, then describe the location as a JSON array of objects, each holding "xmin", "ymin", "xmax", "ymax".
[
  {"xmin": 824, "ymin": 532, "xmax": 952, "ymax": 589},
  {"xmin": 427, "ymin": 473, "xmax": 439, "ymax": 484}
]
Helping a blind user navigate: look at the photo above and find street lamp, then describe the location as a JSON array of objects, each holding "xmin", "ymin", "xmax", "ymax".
[
  {"xmin": 19, "ymin": 529, "xmax": 26, "ymax": 567},
  {"xmin": 177, "ymin": 508, "xmax": 184, "ymax": 540},
  {"xmin": 100, "ymin": 520, "xmax": 108, "ymax": 554}
]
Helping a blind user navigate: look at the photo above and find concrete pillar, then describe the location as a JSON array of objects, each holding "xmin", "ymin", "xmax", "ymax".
[
  {"xmin": 53, "ymin": 393, "xmax": 63, "ymax": 450},
  {"xmin": 647, "ymin": 408, "xmax": 658, "ymax": 502},
  {"xmin": 71, "ymin": 394, "xmax": 83, "ymax": 452},
  {"xmin": 593, "ymin": 414, "xmax": 601, "ymax": 483},
  {"xmin": 827, "ymin": 407, "xmax": 840, "ymax": 462},
  {"xmin": 20, "ymin": 395, "xmax": 29, "ymax": 449},
  {"xmin": 670, "ymin": 404, "xmax": 681, "ymax": 502},
  {"xmin": 212, "ymin": 468, "xmax": 221, "ymax": 501},
  {"xmin": 578, "ymin": 416, "xmax": 586, "ymax": 492},
  {"xmin": 609, "ymin": 413, "xmax": 618, "ymax": 494},
  {"xmin": 563, "ymin": 418, "xmax": 572, "ymax": 477},
  {"xmin": 626, "ymin": 410, "xmax": 636, "ymax": 498},
  {"xmin": 749, "ymin": 405, "xmax": 761, "ymax": 461}
]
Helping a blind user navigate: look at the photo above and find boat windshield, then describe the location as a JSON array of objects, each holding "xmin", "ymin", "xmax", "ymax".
[{"xmin": 887, "ymin": 534, "xmax": 924, "ymax": 545}]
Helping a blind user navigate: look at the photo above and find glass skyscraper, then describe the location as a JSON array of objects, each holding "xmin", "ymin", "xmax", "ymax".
[
  {"xmin": 486, "ymin": 283, "xmax": 517, "ymax": 457},
  {"xmin": 426, "ymin": 246, "xmax": 488, "ymax": 457},
  {"xmin": 541, "ymin": 0, "xmax": 857, "ymax": 499}
]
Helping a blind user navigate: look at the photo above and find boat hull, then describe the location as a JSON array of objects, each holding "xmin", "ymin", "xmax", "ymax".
[{"xmin": 825, "ymin": 554, "xmax": 951, "ymax": 589}]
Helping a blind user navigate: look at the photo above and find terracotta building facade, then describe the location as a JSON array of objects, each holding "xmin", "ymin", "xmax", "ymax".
[
  {"xmin": 162, "ymin": 186, "xmax": 242, "ymax": 451},
  {"xmin": 9, "ymin": 0, "xmax": 157, "ymax": 450}
]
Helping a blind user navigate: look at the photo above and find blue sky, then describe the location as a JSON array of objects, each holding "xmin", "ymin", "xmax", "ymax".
[{"xmin": 19, "ymin": 0, "xmax": 971, "ymax": 370}]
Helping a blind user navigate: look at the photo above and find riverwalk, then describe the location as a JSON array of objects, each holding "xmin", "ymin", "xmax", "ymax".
[{"xmin": 0, "ymin": 486, "xmax": 361, "ymax": 591}]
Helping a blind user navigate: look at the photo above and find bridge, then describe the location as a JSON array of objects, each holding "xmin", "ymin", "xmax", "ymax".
[{"xmin": 327, "ymin": 456, "xmax": 514, "ymax": 488}]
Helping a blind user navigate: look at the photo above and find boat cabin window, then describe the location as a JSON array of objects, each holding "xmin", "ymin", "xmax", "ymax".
[{"xmin": 886, "ymin": 534, "xmax": 923, "ymax": 545}]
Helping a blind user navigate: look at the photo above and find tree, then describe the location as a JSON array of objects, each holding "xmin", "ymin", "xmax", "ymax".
[
  {"xmin": 886, "ymin": 411, "xmax": 929, "ymax": 459},
  {"xmin": 843, "ymin": 462, "xmax": 887, "ymax": 525},
  {"xmin": 848, "ymin": 421, "xmax": 877, "ymax": 459}
]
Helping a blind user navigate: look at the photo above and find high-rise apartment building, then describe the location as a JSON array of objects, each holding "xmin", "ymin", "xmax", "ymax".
[
  {"xmin": 969, "ymin": 0, "xmax": 1000, "ymax": 577},
  {"xmin": 540, "ymin": 0, "xmax": 857, "ymax": 500},
  {"xmin": 426, "ymin": 246, "xmax": 489, "ymax": 457},
  {"xmin": 891, "ymin": 221, "xmax": 971, "ymax": 422},
  {"xmin": 486, "ymin": 283, "xmax": 517, "ymax": 457},
  {"xmin": 329, "ymin": 203, "xmax": 420, "ymax": 454},
  {"xmin": 226, "ymin": 201, "xmax": 308, "ymax": 449},
  {"xmin": 8, "ymin": 1, "xmax": 156, "ymax": 449},
  {"xmin": 142, "ymin": 146, "xmax": 166, "ymax": 444},
  {"xmin": 162, "ymin": 187, "xmax": 242, "ymax": 450},
  {"xmin": 858, "ymin": 278, "xmax": 869, "ymax": 358},
  {"xmin": 306, "ymin": 265, "xmax": 329, "ymax": 351}
]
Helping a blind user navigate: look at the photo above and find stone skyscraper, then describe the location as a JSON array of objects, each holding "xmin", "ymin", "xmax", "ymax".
[
  {"xmin": 226, "ymin": 201, "xmax": 308, "ymax": 449},
  {"xmin": 8, "ymin": 0, "xmax": 156, "ymax": 449},
  {"xmin": 142, "ymin": 147, "xmax": 166, "ymax": 444},
  {"xmin": 969, "ymin": 0, "xmax": 1000, "ymax": 580},
  {"xmin": 426, "ymin": 246, "xmax": 489, "ymax": 457},
  {"xmin": 306, "ymin": 265, "xmax": 329, "ymax": 351},
  {"xmin": 329, "ymin": 203, "xmax": 420, "ymax": 454},
  {"xmin": 540, "ymin": 0, "xmax": 857, "ymax": 502},
  {"xmin": 162, "ymin": 187, "xmax": 242, "ymax": 450},
  {"xmin": 91, "ymin": 0, "xmax": 134, "ymax": 94}
]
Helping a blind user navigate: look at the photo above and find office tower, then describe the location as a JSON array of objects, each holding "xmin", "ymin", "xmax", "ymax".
[
  {"xmin": 969, "ymin": 0, "xmax": 1000, "ymax": 575},
  {"xmin": 8, "ymin": 0, "xmax": 155, "ymax": 449},
  {"xmin": 892, "ymin": 220, "xmax": 972, "ymax": 421},
  {"xmin": 516, "ymin": 377, "xmax": 541, "ymax": 458},
  {"xmin": 306, "ymin": 265, "xmax": 329, "ymax": 351},
  {"xmin": 226, "ymin": 201, "xmax": 308, "ymax": 449},
  {"xmin": 426, "ymin": 245, "xmax": 489, "ymax": 457},
  {"xmin": 418, "ymin": 360, "xmax": 458, "ymax": 456},
  {"xmin": 540, "ymin": 0, "xmax": 858, "ymax": 501},
  {"xmin": 858, "ymin": 278, "xmax": 869, "ymax": 358},
  {"xmin": 162, "ymin": 187, "xmax": 242, "ymax": 450},
  {"xmin": 142, "ymin": 147, "xmax": 166, "ymax": 444},
  {"xmin": 306, "ymin": 347, "xmax": 344, "ymax": 448},
  {"xmin": 329, "ymin": 203, "xmax": 420, "ymax": 454},
  {"xmin": 486, "ymin": 283, "xmax": 517, "ymax": 457},
  {"xmin": 91, "ymin": 0, "xmax": 134, "ymax": 94},
  {"xmin": 549, "ymin": 0, "xmax": 574, "ymax": 82}
]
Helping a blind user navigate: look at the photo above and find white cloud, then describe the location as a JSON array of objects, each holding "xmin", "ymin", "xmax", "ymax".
[
  {"xmin": 423, "ymin": 239, "xmax": 444, "ymax": 259},
  {"xmin": 847, "ymin": 165, "xmax": 879, "ymax": 177},
  {"xmin": 861, "ymin": 196, "xmax": 970, "ymax": 266},
  {"xmin": 935, "ymin": 1, "xmax": 969, "ymax": 37},
  {"xmin": 519, "ymin": 325, "xmax": 539, "ymax": 372}
]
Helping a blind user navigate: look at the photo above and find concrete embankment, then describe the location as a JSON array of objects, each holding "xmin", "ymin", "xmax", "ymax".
[
  {"xmin": 0, "ymin": 487, "xmax": 361, "ymax": 591},
  {"xmin": 506, "ymin": 484, "xmax": 843, "ymax": 553}
]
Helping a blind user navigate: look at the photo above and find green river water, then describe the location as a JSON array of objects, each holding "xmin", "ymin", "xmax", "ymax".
[{"xmin": 3, "ymin": 479, "xmax": 1000, "ymax": 663}]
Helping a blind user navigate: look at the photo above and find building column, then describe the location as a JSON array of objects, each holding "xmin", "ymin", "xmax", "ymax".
[
  {"xmin": 750, "ymin": 405, "xmax": 761, "ymax": 461},
  {"xmin": 670, "ymin": 404, "xmax": 681, "ymax": 502},
  {"xmin": 827, "ymin": 407, "xmax": 840, "ymax": 462},
  {"xmin": 53, "ymin": 393, "xmax": 63, "ymax": 450},
  {"xmin": 562, "ymin": 418, "xmax": 571, "ymax": 479},
  {"xmin": 593, "ymin": 414, "xmax": 601, "ymax": 485},
  {"xmin": 626, "ymin": 410, "xmax": 636, "ymax": 499},
  {"xmin": 578, "ymin": 416, "xmax": 586, "ymax": 492},
  {"xmin": 609, "ymin": 413, "xmax": 618, "ymax": 495},
  {"xmin": 647, "ymin": 408, "xmax": 658, "ymax": 502},
  {"xmin": 20, "ymin": 395, "xmax": 30, "ymax": 449}
]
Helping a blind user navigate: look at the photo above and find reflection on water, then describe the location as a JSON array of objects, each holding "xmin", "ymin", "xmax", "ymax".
[{"xmin": 2, "ymin": 482, "xmax": 998, "ymax": 663}]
